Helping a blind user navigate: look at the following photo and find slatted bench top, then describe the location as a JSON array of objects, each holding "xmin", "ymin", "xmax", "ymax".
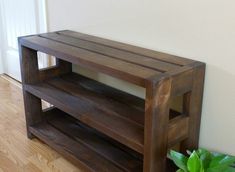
[{"xmin": 19, "ymin": 30, "xmax": 197, "ymax": 86}]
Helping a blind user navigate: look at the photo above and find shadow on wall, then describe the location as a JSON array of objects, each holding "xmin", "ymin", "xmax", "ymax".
[{"xmin": 199, "ymin": 64, "xmax": 235, "ymax": 156}]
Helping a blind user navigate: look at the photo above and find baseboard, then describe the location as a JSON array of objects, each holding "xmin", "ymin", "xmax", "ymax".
[{"xmin": 0, "ymin": 73, "xmax": 22, "ymax": 88}]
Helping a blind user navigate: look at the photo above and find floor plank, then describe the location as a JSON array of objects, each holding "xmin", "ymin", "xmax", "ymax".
[{"xmin": 0, "ymin": 75, "xmax": 82, "ymax": 172}]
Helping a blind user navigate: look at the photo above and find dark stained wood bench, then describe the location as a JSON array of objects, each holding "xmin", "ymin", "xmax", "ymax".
[{"xmin": 18, "ymin": 30, "xmax": 205, "ymax": 172}]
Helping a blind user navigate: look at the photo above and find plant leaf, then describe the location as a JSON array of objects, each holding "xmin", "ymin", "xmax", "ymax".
[
  {"xmin": 200, "ymin": 151, "xmax": 212, "ymax": 170},
  {"xmin": 209, "ymin": 154, "xmax": 226, "ymax": 168},
  {"xmin": 208, "ymin": 155, "xmax": 235, "ymax": 172},
  {"xmin": 219, "ymin": 156, "xmax": 235, "ymax": 167},
  {"xmin": 212, "ymin": 152, "xmax": 225, "ymax": 157},
  {"xmin": 177, "ymin": 169, "xmax": 185, "ymax": 172},
  {"xmin": 197, "ymin": 149, "xmax": 209, "ymax": 157},
  {"xmin": 224, "ymin": 167, "xmax": 235, "ymax": 172},
  {"xmin": 169, "ymin": 150, "xmax": 188, "ymax": 171},
  {"xmin": 187, "ymin": 151, "xmax": 202, "ymax": 172}
]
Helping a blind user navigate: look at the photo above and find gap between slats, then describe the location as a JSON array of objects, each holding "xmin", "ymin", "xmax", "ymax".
[
  {"xmin": 57, "ymin": 30, "xmax": 192, "ymax": 66},
  {"xmin": 39, "ymin": 33, "xmax": 180, "ymax": 73}
]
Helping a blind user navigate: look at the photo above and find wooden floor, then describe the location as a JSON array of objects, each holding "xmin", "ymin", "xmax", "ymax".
[{"xmin": 0, "ymin": 75, "xmax": 81, "ymax": 172}]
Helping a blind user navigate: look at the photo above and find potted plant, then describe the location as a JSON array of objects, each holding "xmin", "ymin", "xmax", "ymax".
[{"xmin": 169, "ymin": 149, "xmax": 235, "ymax": 172}]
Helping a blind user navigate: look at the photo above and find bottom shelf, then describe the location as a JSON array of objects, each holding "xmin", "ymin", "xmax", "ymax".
[{"xmin": 29, "ymin": 108, "xmax": 176, "ymax": 172}]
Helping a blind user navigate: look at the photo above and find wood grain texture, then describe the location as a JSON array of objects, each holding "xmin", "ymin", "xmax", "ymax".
[
  {"xmin": 18, "ymin": 30, "xmax": 199, "ymax": 87},
  {"xmin": 24, "ymin": 72, "xmax": 190, "ymax": 155},
  {"xmin": 25, "ymin": 82, "xmax": 144, "ymax": 154},
  {"xmin": 18, "ymin": 45, "xmax": 43, "ymax": 139},
  {"xmin": 48, "ymin": 113, "xmax": 143, "ymax": 171},
  {"xmin": 0, "ymin": 76, "xmax": 178, "ymax": 171},
  {"xmin": 144, "ymin": 77, "xmax": 172, "ymax": 172},
  {"xmin": 39, "ymin": 59, "xmax": 72, "ymax": 81},
  {"xmin": 0, "ymin": 76, "xmax": 82, "ymax": 172},
  {"xmin": 18, "ymin": 30, "xmax": 205, "ymax": 172},
  {"xmin": 180, "ymin": 62, "xmax": 206, "ymax": 153},
  {"xmin": 19, "ymin": 36, "xmax": 159, "ymax": 86},
  {"xmin": 40, "ymin": 32, "xmax": 179, "ymax": 72},
  {"xmin": 29, "ymin": 123, "xmax": 125, "ymax": 172},
  {"xmin": 33, "ymin": 108, "xmax": 143, "ymax": 172},
  {"xmin": 58, "ymin": 30, "xmax": 194, "ymax": 66}
]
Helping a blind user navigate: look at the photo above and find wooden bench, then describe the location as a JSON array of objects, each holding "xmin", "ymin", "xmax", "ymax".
[{"xmin": 18, "ymin": 30, "xmax": 205, "ymax": 172}]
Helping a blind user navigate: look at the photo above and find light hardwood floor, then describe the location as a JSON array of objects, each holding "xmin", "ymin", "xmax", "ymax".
[{"xmin": 0, "ymin": 75, "xmax": 82, "ymax": 172}]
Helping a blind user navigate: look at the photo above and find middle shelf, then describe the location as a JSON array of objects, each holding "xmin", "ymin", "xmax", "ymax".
[{"xmin": 25, "ymin": 72, "xmax": 186, "ymax": 154}]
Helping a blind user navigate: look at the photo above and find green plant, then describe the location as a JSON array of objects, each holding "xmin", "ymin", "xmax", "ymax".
[{"xmin": 169, "ymin": 149, "xmax": 235, "ymax": 172}]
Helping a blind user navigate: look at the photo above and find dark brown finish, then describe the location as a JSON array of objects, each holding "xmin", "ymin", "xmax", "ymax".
[
  {"xmin": 19, "ymin": 30, "xmax": 205, "ymax": 172},
  {"xmin": 40, "ymin": 32, "xmax": 179, "ymax": 72},
  {"xmin": 24, "ymin": 72, "xmax": 190, "ymax": 154},
  {"xmin": 180, "ymin": 63, "xmax": 206, "ymax": 153},
  {"xmin": 18, "ymin": 45, "xmax": 43, "ymax": 138},
  {"xmin": 144, "ymin": 77, "xmax": 172, "ymax": 172},
  {"xmin": 58, "ymin": 30, "xmax": 194, "ymax": 66},
  {"xmin": 39, "ymin": 58, "xmax": 72, "ymax": 81},
  {"xmin": 168, "ymin": 116, "xmax": 189, "ymax": 147},
  {"xmin": 25, "ymin": 74, "xmax": 144, "ymax": 153},
  {"xmin": 30, "ymin": 108, "xmax": 143, "ymax": 172},
  {"xmin": 46, "ymin": 108, "xmax": 143, "ymax": 171}
]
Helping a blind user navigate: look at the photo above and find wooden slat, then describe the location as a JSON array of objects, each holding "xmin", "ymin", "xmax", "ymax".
[
  {"xmin": 46, "ymin": 108, "xmax": 143, "ymax": 172},
  {"xmin": 62, "ymin": 73, "xmax": 145, "ymax": 112},
  {"xmin": 168, "ymin": 116, "xmax": 189, "ymax": 147},
  {"xmin": 25, "ymin": 83, "xmax": 144, "ymax": 154},
  {"xmin": 47, "ymin": 77, "xmax": 144, "ymax": 126},
  {"xmin": 40, "ymin": 32, "xmax": 179, "ymax": 72},
  {"xmin": 170, "ymin": 67, "xmax": 194, "ymax": 96},
  {"xmin": 29, "ymin": 123, "xmax": 124, "ymax": 172},
  {"xmin": 24, "ymin": 72, "xmax": 188, "ymax": 155},
  {"xmin": 147, "ymin": 66, "xmax": 194, "ymax": 97},
  {"xmin": 19, "ymin": 36, "xmax": 160, "ymax": 86},
  {"xmin": 50, "ymin": 73, "xmax": 183, "ymax": 125},
  {"xmin": 46, "ymin": 108, "xmax": 186, "ymax": 167},
  {"xmin": 58, "ymin": 30, "xmax": 195, "ymax": 66},
  {"xmin": 62, "ymin": 73, "xmax": 181, "ymax": 119},
  {"xmin": 39, "ymin": 59, "xmax": 72, "ymax": 81}
]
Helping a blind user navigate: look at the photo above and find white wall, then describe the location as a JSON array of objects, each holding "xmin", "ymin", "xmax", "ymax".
[
  {"xmin": 46, "ymin": 0, "xmax": 235, "ymax": 155},
  {"xmin": 0, "ymin": 20, "xmax": 3, "ymax": 74},
  {"xmin": 0, "ymin": 50, "xmax": 3, "ymax": 74},
  {"xmin": 0, "ymin": 0, "xmax": 48, "ymax": 80},
  {"xmin": 0, "ymin": 1, "xmax": 3, "ymax": 74},
  {"xmin": 0, "ymin": 44, "xmax": 4, "ymax": 74}
]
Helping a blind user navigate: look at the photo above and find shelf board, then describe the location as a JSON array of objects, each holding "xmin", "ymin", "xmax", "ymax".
[
  {"xmin": 25, "ymin": 72, "xmax": 188, "ymax": 154},
  {"xmin": 26, "ymin": 73, "xmax": 145, "ymax": 153},
  {"xmin": 30, "ymin": 108, "xmax": 177, "ymax": 172},
  {"xmin": 30, "ymin": 108, "xmax": 143, "ymax": 172}
]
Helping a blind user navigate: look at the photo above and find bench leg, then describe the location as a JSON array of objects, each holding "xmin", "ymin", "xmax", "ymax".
[
  {"xmin": 23, "ymin": 91, "xmax": 43, "ymax": 139},
  {"xmin": 19, "ymin": 45, "xmax": 43, "ymax": 139},
  {"xmin": 180, "ymin": 64, "xmax": 205, "ymax": 153},
  {"xmin": 144, "ymin": 78, "xmax": 172, "ymax": 172}
]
